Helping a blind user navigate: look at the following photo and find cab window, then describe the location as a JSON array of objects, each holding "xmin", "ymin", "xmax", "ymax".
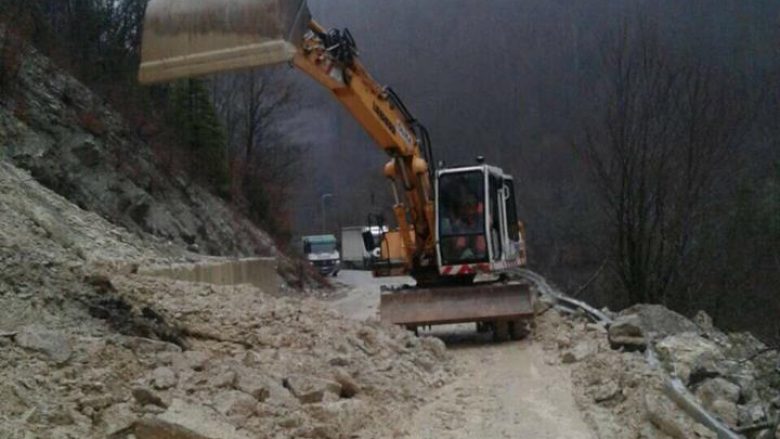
[{"xmin": 438, "ymin": 171, "xmax": 488, "ymax": 265}]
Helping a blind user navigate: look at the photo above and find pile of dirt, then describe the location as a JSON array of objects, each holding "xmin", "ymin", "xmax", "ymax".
[
  {"xmin": 0, "ymin": 275, "xmax": 452, "ymax": 439},
  {"xmin": 0, "ymin": 160, "xmax": 452, "ymax": 439},
  {"xmin": 536, "ymin": 303, "xmax": 780, "ymax": 439}
]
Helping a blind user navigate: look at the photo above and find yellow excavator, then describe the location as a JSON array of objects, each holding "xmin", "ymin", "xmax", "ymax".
[{"xmin": 139, "ymin": 0, "xmax": 534, "ymax": 339}]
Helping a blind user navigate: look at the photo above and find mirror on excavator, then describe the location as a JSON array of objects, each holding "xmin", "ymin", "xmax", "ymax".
[{"xmin": 138, "ymin": 0, "xmax": 311, "ymax": 84}]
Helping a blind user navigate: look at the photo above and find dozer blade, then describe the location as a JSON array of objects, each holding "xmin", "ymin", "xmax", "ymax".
[
  {"xmin": 139, "ymin": 0, "xmax": 311, "ymax": 84},
  {"xmin": 380, "ymin": 282, "xmax": 534, "ymax": 326}
]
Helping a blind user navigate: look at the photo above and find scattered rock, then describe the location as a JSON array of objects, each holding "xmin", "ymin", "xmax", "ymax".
[
  {"xmin": 234, "ymin": 369, "xmax": 273, "ymax": 401},
  {"xmin": 208, "ymin": 370, "xmax": 237, "ymax": 389},
  {"xmin": 14, "ymin": 325, "xmax": 72, "ymax": 363},
  {"xmin": 122, "ymin": 337, "xmax": 182, "ymax": 355},
  {"xmin": 333, "ymin": 370, "xmax": 360, "ymax": 398},
  {"xmin": 284, "ymin": 375, "xmax": 342, "ymax": 404},
  {"xmin": 132, "ymin": 387, "xmax": 168, "ymax": 408},
  {"xmin": 213, "ymin": 390, "xmax": 256, "ymax": 425},
  {"xmin": 99, "ymin": 403, "xmax": 136, "ymax": 437},
  {"xmin": 620, "ymin": 305, "xmax": 699, "ymax": 340},
  {"xmin": 590, "ymin": 379, "xmax": 621, "ymax": 403},
  {"xmin": 709, "ymin": 399, "xmax": 738, "ymax": 426},
  {"xmin": 694, "ymin": 378, "xmax": 740, "ymax": 406},
  {"xmin": 134, "ymin": 399, "xmax": 251, "ymax": 439},
  {"xmin": 644, "ymin": 393, "xmax": 715, "ymax": 439},
  {"xmin": 655, "ymin": 332, "xmax": 724, "ymax": 384},
  {"xmin": 178, "ymin": 351, "xmax": 209, "ymax": 371},
  {"xmin": 420, "ymin": 336, "xmax": 448, "ymax": 360},
  {"xmin": 555, "ymin": 333, "xmax": 572, "ymax": 349},
  {"xmin": 562, "ymin": 340, "xmax": 597, "ymax": 364},
  {"xmin": 738, "ymin": 403, "xmax": 766, "ymax": 426},
  {"xmin": 151, "ymin": 367, "xmax": 177, "ymax": 390},
  {"xmin": 608, "ymin": 314, "xmax": 646, "ymax": 351},
  {"xmin": 79, "ymin": 394, "xmax": 114, "ymax": 411}
]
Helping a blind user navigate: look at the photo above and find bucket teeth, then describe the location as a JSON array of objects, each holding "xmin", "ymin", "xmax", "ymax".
[{"xmin": 139, "ymin": 0, "xmax": 310, "ymax": 83}]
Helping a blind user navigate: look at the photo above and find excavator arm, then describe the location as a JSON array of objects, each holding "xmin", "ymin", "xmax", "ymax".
[
  {"xmin": 138, "ymin": 0, "xmax": 436, "ymax": 273},
  {"xmin": 293, "ymin": 22, "xmax": 436, "ymax": 271}
]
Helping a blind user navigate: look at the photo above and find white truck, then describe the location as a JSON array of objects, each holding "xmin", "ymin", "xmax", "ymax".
[
  {"xmin": 341, "ymin": 226, "xmax": 385, "ymax": 270},
  {"xmin": 302, "ymin": 234, "xmax": 341, "ymax": 277}
]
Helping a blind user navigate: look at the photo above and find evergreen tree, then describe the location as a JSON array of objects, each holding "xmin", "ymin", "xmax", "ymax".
[{"xmin": 170, "ymin": 79, "xmax": 229, "ymax": 196}]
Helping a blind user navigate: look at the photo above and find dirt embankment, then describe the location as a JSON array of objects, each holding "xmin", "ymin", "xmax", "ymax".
[{"xmin": 0, "ymin": 157, "xmax": 452, "ymax": 438}]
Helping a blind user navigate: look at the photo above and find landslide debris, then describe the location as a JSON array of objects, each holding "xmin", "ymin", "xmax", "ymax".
[
  {"xmin": 538, "ymin": 303, "xmax": 780, "ymax": 439},
  {"xmin": 1, "ymin": 273, "xmax": 452, "ymax": 439},
  {"xmin": 0, "ymin": 149, "xmax": 451, "ymax": 438}
]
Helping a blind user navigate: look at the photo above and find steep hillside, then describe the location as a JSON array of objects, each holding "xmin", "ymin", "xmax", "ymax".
[{"xmin": 0, "ymin": 38, "xmax": 275, "ymax": 258}]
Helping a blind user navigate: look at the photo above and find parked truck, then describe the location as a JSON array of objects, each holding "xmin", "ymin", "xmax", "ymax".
[
  {"xmin": 341, "ymin": 226, "xmax": 386, "ymax": 269},
  {"xmin": 341, "ymin": 226, "xmax": 370, "ymax": 269},
  {"xmin": 302, "ymin": 234, "xmax": 340, "ymax": 277}
]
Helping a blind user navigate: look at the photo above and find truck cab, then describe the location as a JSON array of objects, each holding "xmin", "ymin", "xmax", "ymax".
[{"xmin": 302, "ymin": 234, "xmax": 341, "ymax": 276}]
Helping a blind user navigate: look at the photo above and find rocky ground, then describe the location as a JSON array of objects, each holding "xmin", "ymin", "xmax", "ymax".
[
  {"xmin": 0, "ymin": 161, "xmax": 452, "ymax": 439},
  {"xmin": 0, "ymin": 276, "xmax": 452, "ymax": 439},
  {"xmin": 1, "ymin": 153, "xmax": 779, "ymax": 438},
  {"xmin": 539, "ymin": 303, "xmax": 780, "ymax": 439}
]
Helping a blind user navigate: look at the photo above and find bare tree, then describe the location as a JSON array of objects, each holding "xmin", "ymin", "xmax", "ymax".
[
  {"xmin": 210, "ymin": 69, "xmax": 305, "ymax": 235},
  {"xmin": 579, "ymin": 20, "xmax": 752, "ymax": 307}
]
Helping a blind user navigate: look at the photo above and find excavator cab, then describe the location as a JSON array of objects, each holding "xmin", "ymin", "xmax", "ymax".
[{"xmin": 436, "ymin": 165, "xmax": 525, "ymax": 276}]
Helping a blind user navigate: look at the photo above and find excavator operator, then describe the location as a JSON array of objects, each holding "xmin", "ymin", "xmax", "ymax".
[{"xmin": 441, "ymin": 190, "xmax": 486, "ymax": 261}]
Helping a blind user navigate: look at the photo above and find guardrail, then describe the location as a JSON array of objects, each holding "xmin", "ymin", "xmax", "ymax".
[
  {"xmin": 511, "ymin": 268, "xmax": 745, "ymax": 439},
  {"xmin": 138, "ymin": 257, "xmax": 280, "ymax": 295}
]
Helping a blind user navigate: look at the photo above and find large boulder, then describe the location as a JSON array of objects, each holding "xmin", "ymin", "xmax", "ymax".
[
  {"xmin": 134, "ymin": 399, "xmax": 251, "ymax": 439},
  {"xmin": 283, "ymin": 374, "xmax": 342, "ymax": 404},
  {"xmin": 14, "ymin": 325, "xmax": 72, "ymax": 363},
  {"xmin": 608, "ymin": 314, "xmax": 646, "ymax": 351},
  {"xmin": 99, "ymin": 403, "xmax": 136, "ymax": 437},
  {"xmin": 693, "ymin": 378, "xmax": 741, "ymax": 426},
  {"xmin": 619, "ymin": 305, "xmax": 699, "ymax": 340},
  {"xmin": 644, "ymin": 393, "xmax": 717, "ymax": 439},
  {"xmin": 655, "ymin": 332, "xmax": 724, "ymax": 385}
]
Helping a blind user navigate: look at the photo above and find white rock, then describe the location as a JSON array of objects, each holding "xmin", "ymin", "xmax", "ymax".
[
  {"xmin": 134, "ymin": 399, "xmax": 251, "ymax": 439},
  {"xmin": 14, "ymin": 325, "xmax": 72, "ymax": 363},
  {"xmin": 284, "ymin": 375, "xmax": 341, "ymax": 404},
  {"xmin": 151, "ymin": 367, "xmax": 177, "ymax": 390}
]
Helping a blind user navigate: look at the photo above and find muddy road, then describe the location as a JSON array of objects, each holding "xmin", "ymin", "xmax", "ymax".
[{"xmin": 331, "ymin": 270, "xmax": 596, "ymax": 439}]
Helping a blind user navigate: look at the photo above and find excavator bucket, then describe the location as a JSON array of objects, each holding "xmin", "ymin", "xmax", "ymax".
[
  {"xmin": 139, "ymin": 0, "xmax": 311, "ymax": 84},
  {"xmin": 380, "ymin": 282, "xmax": 534, "ymax": 327}
]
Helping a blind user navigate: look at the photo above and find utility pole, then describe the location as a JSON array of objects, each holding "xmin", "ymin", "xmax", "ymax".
[{"xmin": 320, "ymin": 193, "xmax": 333, "ymax": 233}]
